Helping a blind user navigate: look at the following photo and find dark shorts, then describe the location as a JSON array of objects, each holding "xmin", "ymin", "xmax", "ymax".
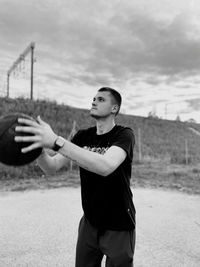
[{"xmin": 75, "ymin": 216, "xmax": 135, "ymax": 267}]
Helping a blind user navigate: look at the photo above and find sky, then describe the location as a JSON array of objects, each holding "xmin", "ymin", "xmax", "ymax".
[{"xmin": 0, "ymin": 0, "xmax": 200, "ymax": 122}]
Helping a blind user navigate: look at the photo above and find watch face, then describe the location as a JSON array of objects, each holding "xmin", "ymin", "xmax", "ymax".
[
  {"xmin": 53, "ymin": 136, "xmax": 65, "ymax": 151},
  {"xmin": 56, "ymin": 137, "xmax": 65, "ymax": 147}
]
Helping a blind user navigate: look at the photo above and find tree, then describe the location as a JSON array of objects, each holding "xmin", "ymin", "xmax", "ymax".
[
  {"xmin": 175, "ymin": 115, "xmax": 181, "ymax": 121},
  {"xmin": 187, "ymin": 118, "xmax": 196, "ymax": 124},
  {"xmin": 148, "ymin": 110, "xmax": 159, "ymax": 119}
]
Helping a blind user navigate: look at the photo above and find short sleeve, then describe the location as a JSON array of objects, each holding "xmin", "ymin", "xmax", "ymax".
[
  {"xmin": 70, "ymin": 130, "xmax": 82, "ymax": 146},
  {"xmin": 112, "ymin": 127, "xmax": 135, "ymax": 162}
]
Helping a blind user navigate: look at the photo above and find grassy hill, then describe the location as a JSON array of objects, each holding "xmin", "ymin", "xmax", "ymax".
[{"xmin": 1, "ymin": 97, "xmax": 200, "ymax": 194}]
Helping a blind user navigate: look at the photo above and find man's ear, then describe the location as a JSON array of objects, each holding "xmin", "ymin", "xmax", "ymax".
[{"xmin": 111, "ymin": 105, "xmax": 119, "ymax": 115}]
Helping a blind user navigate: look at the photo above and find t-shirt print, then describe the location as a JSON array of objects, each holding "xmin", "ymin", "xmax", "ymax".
[{"xmin": 83, "ymin": 145, "xmax": 109, "ymax": 154}]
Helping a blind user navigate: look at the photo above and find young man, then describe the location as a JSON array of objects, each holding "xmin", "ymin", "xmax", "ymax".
[{"xmin": 15, "ymin": 87, "xmax": 136, "ymax": 267}]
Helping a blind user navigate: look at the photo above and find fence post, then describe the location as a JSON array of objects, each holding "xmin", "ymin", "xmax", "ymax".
[
  {"xmin": 68, "ymin": 121, "xmax": 77, "ymax": 172},
  {"xmin": 185, "ymin": 139, "xmax": 188, "ymax": 165},
  {"xmin": 138, "ymin": 128, "xmax": 142, "ymax": 162}
]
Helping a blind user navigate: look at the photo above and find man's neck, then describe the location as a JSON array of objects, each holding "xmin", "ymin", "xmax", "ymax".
[{"xmin": 96, "ymin": 119, "xmax": 116, "ymax": 135}]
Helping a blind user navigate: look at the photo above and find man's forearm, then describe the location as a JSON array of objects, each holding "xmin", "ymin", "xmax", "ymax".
[
  {"xmin": 37, "ymin": 150, "xmax": 59, "ymax": 175},
  {"xmin": 58, "ymin": 140, "xmax": 111, "ymax": 176}
]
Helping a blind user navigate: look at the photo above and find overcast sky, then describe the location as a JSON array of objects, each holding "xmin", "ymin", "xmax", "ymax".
[{"xmin": 1, "ymin": 0, "xmax": 200, "ymax": 121}]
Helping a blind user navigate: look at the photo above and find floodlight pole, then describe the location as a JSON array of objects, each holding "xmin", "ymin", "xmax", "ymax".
[
  {"xmin": 30, "ymin": 43, "xmax": 35, "ymax": 100},
  {"xmin": 6, "ymin": 42, "xmax": 35, "ymax": 99}
]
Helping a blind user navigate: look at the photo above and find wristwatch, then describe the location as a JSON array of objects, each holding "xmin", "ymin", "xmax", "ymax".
[{"xmin": 53, "ymin": 136, "xmax": 65, "ymax": 151}]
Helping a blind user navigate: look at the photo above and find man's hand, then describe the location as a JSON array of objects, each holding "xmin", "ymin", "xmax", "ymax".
[{"xmin": 15, "ymin": 116, "xmax": 58, "ymax": 153}]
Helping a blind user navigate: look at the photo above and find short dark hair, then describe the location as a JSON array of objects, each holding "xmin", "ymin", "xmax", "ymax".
[{"xmin": 98, "ymin": 87, "xmax": 122, "ymax": 115}]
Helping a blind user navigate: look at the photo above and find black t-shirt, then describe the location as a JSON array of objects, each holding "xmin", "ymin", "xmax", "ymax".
[{"xmin": 71, "ymin": 125, "xmax": 136, "ymax": 231}]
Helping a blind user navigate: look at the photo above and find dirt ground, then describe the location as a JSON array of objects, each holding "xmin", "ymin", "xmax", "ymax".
[{"xmin": 0, "ymin": 187, "xmax": 200, "ymax": 267}]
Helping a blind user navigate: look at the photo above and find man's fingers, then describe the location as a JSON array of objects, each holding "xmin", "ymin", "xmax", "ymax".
[
  {"xmin": 21, "ymin": 143, "xmax": 41, "ymax": 153},
  {"xmin": 36, "ymin": 115, "xmax": 44, "ymax": 124},
  {"xmin": 15, "ymin": 126, "xmax": 39, "ymax": 134},
  {"xmin": 15, "ymin": 135, "xmax": 40, "ymax": 142},
  {"xmin": 18, "ymin": 118, "xmax": 38, "ymax": 127}
]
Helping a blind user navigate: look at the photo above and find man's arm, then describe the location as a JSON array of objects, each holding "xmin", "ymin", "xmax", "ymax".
[
  {"xmin": 37, "ymin": 142, "xmax": 126, "ymax": 177},
  {"xmin": 57, "ymin": 141, "xmax": 126, "ymax": 176},
  {"xmin": 36, "ymin": 150, "xmax": 70, "ymax": 175},
  {"xmin": 15, "ymin": 116, "xmax": 127, "ymax": 176}
]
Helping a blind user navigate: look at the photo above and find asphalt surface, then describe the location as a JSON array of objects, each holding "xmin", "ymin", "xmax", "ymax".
[{"xmin": 0, "ymin": 187, "xmax": 200, "ymax": 267}]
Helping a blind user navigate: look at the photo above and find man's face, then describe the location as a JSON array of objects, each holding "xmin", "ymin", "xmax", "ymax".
[{"xmin": 90, "ymin": 91, "xmax": 117, "ymax": 119}]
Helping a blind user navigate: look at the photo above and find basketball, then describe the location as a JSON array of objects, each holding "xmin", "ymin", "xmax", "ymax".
[{"xmin": 0, "ymin": 113, "xmax": 42, "ymax": 166}]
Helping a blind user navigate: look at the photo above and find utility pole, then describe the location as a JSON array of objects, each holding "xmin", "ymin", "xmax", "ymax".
[
  {"xmin": 7, "ymin": 42, "xmax": 35, "ymax": 99},
  {"xmin": 165, "ymin": 103, "xmax": 167, "ymax": 120},
  {"xmin": 7, "ymin": 73, "xmax": 10, "ymax": 98}
]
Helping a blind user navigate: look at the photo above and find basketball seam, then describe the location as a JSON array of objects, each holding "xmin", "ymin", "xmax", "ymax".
[{"xmin": 0, "ymin": 118, "xmax": 18, "ymax": 138}]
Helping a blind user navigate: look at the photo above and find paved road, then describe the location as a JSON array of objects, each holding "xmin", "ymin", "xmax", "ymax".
[{"xmin": 0, "ymin": 188, "xmax": 200, "ymax": 267}]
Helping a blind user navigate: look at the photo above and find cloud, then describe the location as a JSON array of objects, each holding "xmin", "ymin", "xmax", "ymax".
[
  {"xmin": 1, "ymin": 0, "xmax": 200, "ymax": 85},
  {"xmin": 1, "ymin": 0, "xmax": 200, "ymax": 121},
  {"xmin": 0, "ymin": 1, "xmax": 61, "ymax": 43},
  {"xmin": 186, "ymin": 98, "xmax": 200, "ymax": 111},
  {"xmin": 59, "ymin": 6, "xmax": 200, "ymax": 87}
]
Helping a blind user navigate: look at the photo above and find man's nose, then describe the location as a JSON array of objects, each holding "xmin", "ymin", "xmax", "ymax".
[{"xmin": 92, "ymin": 100, "xmax": 97, "ymax": 106}]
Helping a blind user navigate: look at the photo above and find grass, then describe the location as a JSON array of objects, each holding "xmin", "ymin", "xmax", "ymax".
[
  {"xmin": 0, "ymin": 171, "xmax": 80, "ymax": 192},
  {"xmin": 131, "ymin": 161, "xmax": 200, "ymax": 195},
  {"xmin": 1, "ymin": 161, "xmax": 200, "ymax": 195},
  {"xmin": 1, "ymin": 97, "xmax": 200, "ymax": 195}
]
